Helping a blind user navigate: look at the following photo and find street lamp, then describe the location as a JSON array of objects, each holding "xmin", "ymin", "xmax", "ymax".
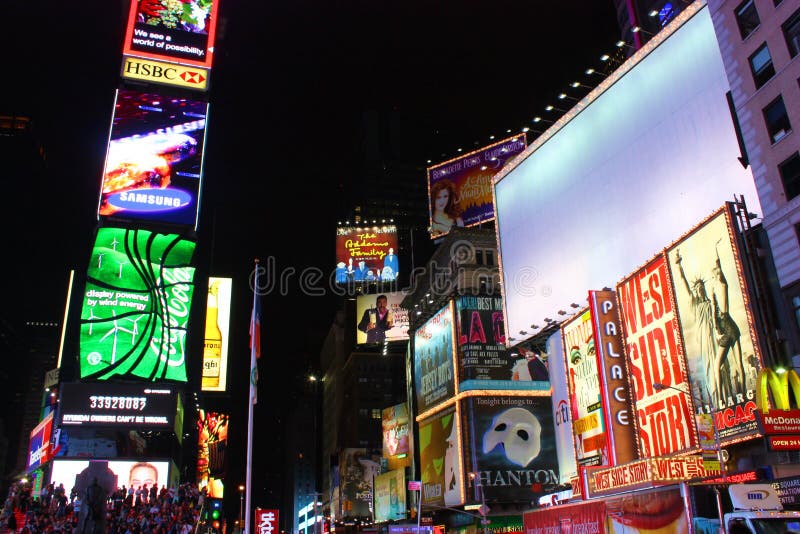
[
  {"xmin": 468, "ymin": 473, "xmax": 490, "ymax": 534},
  {"xmin": 653, "ymin": 383, "xmax": 727, "ymax": 534},
  {"xmin": 239, "ymin": 484, "xmax": 245, "ymax": 533}
]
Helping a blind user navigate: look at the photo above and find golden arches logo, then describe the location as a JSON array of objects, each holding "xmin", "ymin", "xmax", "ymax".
[{"xmin": 755, "ymin": 368, "xmax": 800, "ymax": 413}]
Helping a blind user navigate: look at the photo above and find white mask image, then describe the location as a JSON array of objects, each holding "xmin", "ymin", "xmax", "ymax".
[{"xmin": 482, "ymin": 407, "xmax": 542, "ymax": 467}]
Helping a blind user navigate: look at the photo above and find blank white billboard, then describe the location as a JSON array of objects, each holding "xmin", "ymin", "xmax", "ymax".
[{"xmin": 493, "ymin": 5, "xmax": 759, "ymax": 344}]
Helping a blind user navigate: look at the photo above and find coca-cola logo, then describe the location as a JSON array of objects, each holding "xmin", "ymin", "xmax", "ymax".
[{"xmin": 150, "ymin": 266, "xmax": 194, "ymax": 367}]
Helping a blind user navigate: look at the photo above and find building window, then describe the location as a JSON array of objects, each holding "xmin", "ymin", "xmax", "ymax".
[
  {"xmin": 763, "ymin": 96, "xmax": 792, "ymax": 144},
  {"xmin": 371, "ymin": 409, "xmax": 381, "ymax": 419},
  {"xmin": 779, "ymin": 152, "xmax": 800, "ymax": 200},
  {"xmin": 485, "ymin": 250, "xmax": 494, "ymax": 266},
  {"xmin": 736, "ymin": 0, "xmax": 760, "ymax": 39},
  {"xmin": 749, "ymin": 43, "xmax": 775, "ymax": 89},
  {"xmin": 784, "ymin": 7, "xmax": 800, "ymax": 58},
  {"xmin": 359, "ymin": 408, "xmax": 368, "ymax": 417},
  {"xmin": 475, "ymin": 250, "xmax": 484, "ymax": 265}
]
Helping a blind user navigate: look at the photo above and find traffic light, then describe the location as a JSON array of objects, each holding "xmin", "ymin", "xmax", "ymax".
[{"xmin": 209, "ymin": 498, "xmax": 223, "ymax": 521}]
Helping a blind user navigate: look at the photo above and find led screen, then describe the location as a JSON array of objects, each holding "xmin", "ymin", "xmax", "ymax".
[
  {"xmin": 339, "ymin": 448, "xmax": 381, "ymax": 518},
  {"xmin": 202, "ymin": 277, "xmax": 232, "ymax": 392},
  {"xmin": 428, "ymin": 135, "xmax": 526, "ymax": 239},
  {"xmin": 462, "ymin": 396, "xmax": 558, "ymax": 502},
  {"xmin": 382, "ymin": 403, "xmax": 409, "ymax": 459},
  {"xmin": 665, "ymin": 206, "xmax": 763, "ymax": 442},
  {"xmin": 122, "ymin": 0, "xmax": 220, "ymax": 68},
  {"xmin": 80, "ymin": 227, "xmax": 196, "ymax": 382},
  {"xmin": 98, "ymin": 89, "xmax": 208, "ymax": 228},
  {"xmin": 374, "ymin": 469, "xmax": 406, "ymax": 523},
  {"xmin": 50, "ymin": 458, "xmax": 170, "ymax": 496},
  {"xmin": 562, "ymin": 310, "xmax": 608, "ymax": 467},
  {"xmin": 419, "ymin": 407, "xmax": 462, "ymax": 507},
  {"xmin": 335, "ymin": 225, "xmax": 399, "ymax": 283},
  {"xmin": 455, "ymin": 294, "xmax": 536, "ymax": 391},
  {"xmin": 196, "ymin": 410, "xmax": 229, "ymax": 498},
  {"xmin": 617, "ymin": 254, "xmax": 699, "ymax": 456},
  {"xmin": 414, "ymin": 303, "xmax": 456, "ymax": 414},
  {"xmin": 545, "ymin": 331, "xmax": 578, "ymax": 484},
  {"xmin": 28, "ymin": 413, "xmax": 54, "ymax": 470},
  {"xmin": 493, "ymin": 6, "xmax": 761, "ymax": 344},
  {"xmin": 59, "ymin": 382, "xmax": 180, "ymax": 430},
  {"xmin": 356, "ymin": 292, "xmax": 409, "ymax": 344}
]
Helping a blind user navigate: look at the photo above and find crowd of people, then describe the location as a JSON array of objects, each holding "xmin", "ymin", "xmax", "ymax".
[{"xmin": 1, "ymin": 479, "xmax": 206, "ymax": 534}]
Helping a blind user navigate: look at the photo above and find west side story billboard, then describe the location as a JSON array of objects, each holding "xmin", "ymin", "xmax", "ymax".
[
  {"xmin": 617, "ymin": 255, "xmax": 699, "ymax": 457},
  {"xmin": 665, "ymin": 205, "xmax": 763, "ymax": 442},
  {"xmin": 123, "ymin": 0, "xmax": 220, "ymax": 68},
  {"xmin": 80, "ymin": 227, "xmax": 196, "ymax": 382},
  {"xmin": 98, "ymin": 89, "xmax": 208, "ymax": 229}
]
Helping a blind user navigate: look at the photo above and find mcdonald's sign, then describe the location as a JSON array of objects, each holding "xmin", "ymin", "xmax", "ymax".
[{"xmin": 755, "ymin": 368, "xmax": 800, "ymax": 435}]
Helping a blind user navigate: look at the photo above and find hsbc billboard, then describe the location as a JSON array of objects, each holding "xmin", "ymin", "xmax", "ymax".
[{"xmin": 122, "ymin": 56, "xmax": 209, "ymax": 91}]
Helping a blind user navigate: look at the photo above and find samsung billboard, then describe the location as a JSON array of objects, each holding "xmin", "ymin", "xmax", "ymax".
[
  {"xmin": 492, "ymin": 4, "xmax": 760, "ymax": 345},
  {"xmin": 98, "ymin": 89, "xmax": 208, "ymax": 229}
]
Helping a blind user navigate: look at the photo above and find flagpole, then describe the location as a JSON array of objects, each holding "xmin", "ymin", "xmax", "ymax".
[{"xmin": 245, "ymin": 259, "xmax": 260, "ymax": 534}]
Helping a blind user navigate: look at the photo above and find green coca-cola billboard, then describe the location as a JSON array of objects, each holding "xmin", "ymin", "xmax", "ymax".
[{"xmin": 80, "ymin": 227, "xmax": 196, "ymax": 382}]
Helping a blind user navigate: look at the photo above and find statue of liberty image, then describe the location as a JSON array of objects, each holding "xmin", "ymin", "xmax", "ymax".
[{"xmin": 674, "ymin": 240, "xmax": 744, "ymax": 407}]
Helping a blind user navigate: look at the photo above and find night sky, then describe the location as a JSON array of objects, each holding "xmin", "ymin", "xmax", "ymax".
[{"xmin": 2, "ymin": 0, "xmax": 621, "ymax": 512}]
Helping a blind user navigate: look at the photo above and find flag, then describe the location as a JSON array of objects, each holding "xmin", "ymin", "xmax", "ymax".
[
  {"xmin": 249, "ymin": 264, "xmax": 261, "ymax": 405},
  {"xmin": 250, "ymin": 290, "xmax": 261, "ymax": 359}
]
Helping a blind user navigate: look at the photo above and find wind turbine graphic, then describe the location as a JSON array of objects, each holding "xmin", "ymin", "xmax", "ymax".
[
  {"xmin": 87, "ymin": 308, "xmax": 98, "ymax": 335},
  {"xmin": 97, "ymin": 253, "xmax": 105, "ymax": 269},
  {"xmin": 128, "ymin": 315, "xmax": 144, "ymax": 344},
  {"xmin": 118, "ymin": 260, "xmax": 128, "ymax": 279},
  {"xmin": 110, "ymin": 236, "xmax": 119, "ymax": 252},
  {"xmin": 99, "ymin": 311, "xmax": 136, "ymax": 365}
]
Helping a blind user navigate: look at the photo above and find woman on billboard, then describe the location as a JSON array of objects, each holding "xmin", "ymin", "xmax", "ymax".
[{"xmin": 430, "ymin": 179, "xmax": 464, "ymax": 235}]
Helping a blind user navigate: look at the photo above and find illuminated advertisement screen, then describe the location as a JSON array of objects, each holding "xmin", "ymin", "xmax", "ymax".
[
  {"xmin": 122, "ymin": 0, "xmax": 220, "ymax": 68},
  {"xmin": 121, "ymin": 56, "xmax": 209, "ymax": 92},
  {"xmin": 339, "ymin": 448, "xmax": 381, "ymax": 518},
  {"xmin": 523, "ymin": 501, "xmax": 605, "ymax": 534},
  {"xmin": 50, "ymin": 458, "xmax": 170, "ymax": 496},
  {"xmin": 382, "ymin": 403, "xmax": 409, "ymax": 459},
  {"xmin": 374, "ymin": 469, "xmax": 406, "ymax": 523},
  {"xmin": 617, "ymin": 254, "xmax": 699, "ymax": 456},
  {"xmin": 462, "ymin": 396, "xmax": 557, "ymax": 502},
  {"xmin": 419, "ymin": 407, "xmax": 462, "ymax": 507},
  {"xmin": 59, "ymin": 382, "xmax": 180, "ymax": 429},
  {"xmin": 98, "ymin": 89, "xmax": 208, "ymax": 228},
  {"xmin": 494, "ymin": 6, "xmax": 762, "ymax": 344},
  {"xmin": 588, "ymin": 290, "xmax": 638, "ymax": 465},
  {"xmin": 665, "ymin": 206, "xmax": 763, "ymax": 442},
  {"xmin": 454, "ymin": 295, "xmax": 527, "ymax": 391},
  {"xmin": 28, "ymin": 413, "xmax": 54, "ymax": 470},
  {"xmin": 80, "ymin": 227, "xmax": 196, "ymax": 382},
  {"xmin": 356, "ymin": 292, "xmax": 409, "ymax": 344},
  {"xmin": 335, "ymin": 225, "xmax": 399, "ymax": 283},
  {"xmin": 414, "ymin": 303, "xmax": 456, "ymax": 414},
  {"xmin": 202, "ymin": 277, "xmax": 232, "ymax": 392},
  {"xmin": 604, "ymin": 487, "xmax": 688, "ymax": 534},
  {"xmin": 428, "ymin": 135, "xmax": 526, "ymax": 239},
  {"xmin": 545, "ymin": 331, "xmax": 578, "ymax": 484},
  {"xmin": 196, "ymin": 411, "xmax": 228, "ymax": 498},
  {"xmin": 563, "ymin": 309, "xmax": 608, "ymax": 467}
]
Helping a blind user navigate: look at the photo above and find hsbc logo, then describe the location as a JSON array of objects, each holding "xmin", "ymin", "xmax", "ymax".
[
  {"xmin": 180, "ymin": 71, "xmax": 205, "ymax": 84},
  {"xmin": 123, "ymin": 57, "xmax": 208, "ymax": 90}
]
